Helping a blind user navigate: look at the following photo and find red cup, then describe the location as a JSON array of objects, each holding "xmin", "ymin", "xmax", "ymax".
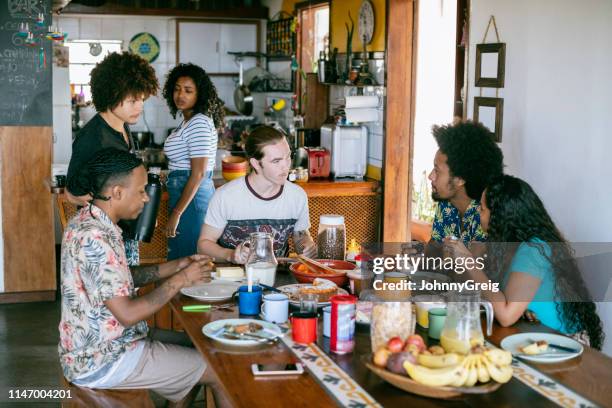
[{"xmin": 290, "ymin": 312, "xmax": 318, "ymax": 344}]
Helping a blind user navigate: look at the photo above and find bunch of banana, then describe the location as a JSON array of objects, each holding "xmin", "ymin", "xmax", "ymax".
[{"xmin": 403, "ymin": 348, "xmax": 513, "ymax": 387}]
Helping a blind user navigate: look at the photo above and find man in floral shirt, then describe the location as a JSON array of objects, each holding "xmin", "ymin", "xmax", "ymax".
[
  {"xmin": 427, "ymin": 121, "xmax": 503, "ymax": 250},
  {"xmin": 59, "ymin": 148, "xmax": 221, "ymax": 407}
]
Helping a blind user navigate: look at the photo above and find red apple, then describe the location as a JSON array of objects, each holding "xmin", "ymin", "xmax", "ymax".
[
  {"xmin": 404, "ymin": 334, "xmax": 426, "ymax": 353},
  {"xmin": 386, "ymin": 336, "xmax": 405, "ymax": 353}
]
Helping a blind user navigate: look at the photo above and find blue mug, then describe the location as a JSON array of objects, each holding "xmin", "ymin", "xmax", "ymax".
[{"xmin": 235, "ymin": 285, "xmax": 263, "ymax": 316}]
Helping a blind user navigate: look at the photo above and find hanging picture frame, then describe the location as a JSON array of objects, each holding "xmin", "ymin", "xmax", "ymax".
[
  {"xmin": 475, "ymin": 42, "xmax": 506, "ymax": 88},
  {"xmin": 474, "ymin": 96, "xmax": 504, "ymax": 142}
]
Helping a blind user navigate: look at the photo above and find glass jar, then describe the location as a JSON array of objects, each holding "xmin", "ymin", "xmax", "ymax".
[
  {"xmin": 317, "ymin": 214, "xmax": 346, "ymax": 260},
  {"xmin": 370, "ymin": 301, "xmax": 415, "ymax": 352},
  {"xmin": 296, "ymin": 167, "xmax": 309, "ymax": 183}
]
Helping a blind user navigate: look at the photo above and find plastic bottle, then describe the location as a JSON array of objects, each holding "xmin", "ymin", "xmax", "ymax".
[{"xmin": 134, "ymin": 167, "xmax": 162, "ymax": 243}]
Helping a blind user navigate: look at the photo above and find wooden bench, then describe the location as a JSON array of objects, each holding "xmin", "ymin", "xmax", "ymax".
[{"xmin": 60, "ymin": 376, "xmax": 154, "ymax": 408}]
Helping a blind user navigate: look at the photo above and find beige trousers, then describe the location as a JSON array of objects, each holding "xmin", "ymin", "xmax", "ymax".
[{"xmin": 112, "ymin": 339, "xmax": 206, "ymax": 402}]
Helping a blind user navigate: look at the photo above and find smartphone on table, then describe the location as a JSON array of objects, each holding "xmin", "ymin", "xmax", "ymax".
[{"xmin": 251, "ymin": 363, "xmax": 304, "ymax": 376}]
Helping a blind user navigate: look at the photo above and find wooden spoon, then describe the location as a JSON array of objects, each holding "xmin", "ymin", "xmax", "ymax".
[{"xmin": 297, "ymin": 255, "xmax": 345, "ymax": 275}]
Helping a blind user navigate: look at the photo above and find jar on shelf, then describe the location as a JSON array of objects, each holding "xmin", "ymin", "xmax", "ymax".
[{"xmin": 317, "ymin": 214, "xmax": 346, "ymax": 260}]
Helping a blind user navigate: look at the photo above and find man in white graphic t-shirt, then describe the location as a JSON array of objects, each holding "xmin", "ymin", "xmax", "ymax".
[{"xmin": 197, "ymin": 126, "xmax": 316, "ymax": 264}]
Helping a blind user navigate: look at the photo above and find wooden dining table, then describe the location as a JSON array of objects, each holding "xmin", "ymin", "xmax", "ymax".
[{"xmin": 170, "ymin": 269, "xmax": 612, "ymax": 407}]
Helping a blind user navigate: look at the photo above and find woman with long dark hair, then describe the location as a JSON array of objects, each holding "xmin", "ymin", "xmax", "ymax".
[
  {"xmin": 446, "ymin": 175, "xmax": 604, "ymax": 349},
  {"xmin": 163, "ymin": 63, "xmax": 224, "ymax": 260}
]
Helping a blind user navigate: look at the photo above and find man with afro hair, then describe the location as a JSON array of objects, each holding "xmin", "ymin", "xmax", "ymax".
[
  {"xmin": 66, "ymin": 52, "xmax": 159, "ymax": 265},
  {"xmin": 427, "ymin": 120, "xmax": 504, "ymax": 249}
]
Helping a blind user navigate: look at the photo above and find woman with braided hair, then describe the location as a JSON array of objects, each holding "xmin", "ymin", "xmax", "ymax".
[
  {"xmin": 66, "ymin": 51, "xmax": 159, "ymax": 266},
  {"xmin": 59, "ymin": 148, "xmax": 229, "ymax": 407},
  {"xmin": 163, "ymin": 63, "xmax": 224, "ymax": 260},
  {"xmin": 445, "ymin": 175, "xmax": 604, "ymax": 349}
]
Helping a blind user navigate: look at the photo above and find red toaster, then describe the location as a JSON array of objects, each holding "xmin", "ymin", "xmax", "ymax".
[{"xmin": 306, "ymin": 147, "xmax": 331, "ymax": 179}]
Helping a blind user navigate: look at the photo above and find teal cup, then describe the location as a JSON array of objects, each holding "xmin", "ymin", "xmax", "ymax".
[{"xmin": 427, "ymin": 308, "xmax": 447, "ymax": 340}]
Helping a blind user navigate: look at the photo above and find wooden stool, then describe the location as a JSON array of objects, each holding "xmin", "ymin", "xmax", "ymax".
[{"xmin": 60, "ymin": 376, "xmax": 154, "ymax": 408}]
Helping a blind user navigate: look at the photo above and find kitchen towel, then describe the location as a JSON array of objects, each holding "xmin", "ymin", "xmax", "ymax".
[{"xmin": 345, "ymin": 108, "xmax": 378, "ymax": 123}]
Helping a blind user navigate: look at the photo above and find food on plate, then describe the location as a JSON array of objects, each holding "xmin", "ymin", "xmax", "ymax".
[
  {"xmin": 228, "ymin": 322, "xmax": 263, "ymax": 334},
  {"xmin": 373, "ymin": 347, "xmax": 392, "ymax": 368},
  {"xmin": 387, "ymin": 336, "xmax": 405, "ymax": 353},
  {"xmin": 372, "ymin": 340, "xmax": 514, "ymax": 388},
  {"xmin": 519, "ymin": 340, "xmax": 549, "ymax": 355},
  {"xmin": 386, "ymin": 352, "xmax": 416, "ymax": 374},
  {"xmin": 216, "ymin": 266, "xmax": 244, "ymax": 279},
  {"xmin": 298, "ymin": 278, "xmax": 338, "ymax": 302}
]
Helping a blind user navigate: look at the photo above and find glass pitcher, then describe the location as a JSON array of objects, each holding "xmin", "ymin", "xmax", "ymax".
[
  {"xmin": 439, "ymin": 291, "xmax": 494, "ymax": 354},
  {"xmin": 245, "ymin": 232, "xmax": 278, "ymax": 287}
]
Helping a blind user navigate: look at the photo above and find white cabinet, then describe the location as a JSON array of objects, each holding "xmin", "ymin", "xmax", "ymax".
[{"xmin": 178, "ymin": 21, "xmax": 258, "ymax": 74}]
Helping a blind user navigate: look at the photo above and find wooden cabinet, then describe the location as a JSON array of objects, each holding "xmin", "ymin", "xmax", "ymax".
[{"xmin": 177, "ymin": 20, "xmax": 259, "ymax": 74}]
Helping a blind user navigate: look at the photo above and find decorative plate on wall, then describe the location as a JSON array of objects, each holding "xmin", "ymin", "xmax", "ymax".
[{"xmin": 128, "ymin": 32, "xmax": 160, "ymax": 62}]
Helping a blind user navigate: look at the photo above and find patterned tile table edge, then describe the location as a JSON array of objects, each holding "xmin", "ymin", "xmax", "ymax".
[
  {"xmin": 485, "ymin": 341, "xmax": 599, "ymax": 408},
  {"xmin": 281, "ymin": 335, "xmax": 383, "ymax": 408}
]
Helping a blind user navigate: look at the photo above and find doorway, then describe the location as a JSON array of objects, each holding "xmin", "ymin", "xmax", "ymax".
[{"xmin": 411, "ymin": 0, "xmax": 469, "ymax": 223}]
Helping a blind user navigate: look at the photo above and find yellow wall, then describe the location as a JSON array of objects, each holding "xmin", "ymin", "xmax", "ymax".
[
  {"xmin": 331, "ymin": 0, "xmax": 385, "ymax": 52},
  {"xmin": 282, "ymin": 0, "xmax": 386, "ymax": 52}
]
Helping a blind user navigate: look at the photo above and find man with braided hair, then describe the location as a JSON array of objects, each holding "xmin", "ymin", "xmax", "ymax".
[
  {"xmin": 59, "ymin": 149, "xmax": 228, "ymax": 407},
  {"xmin": 66, "ymin": 51, "xmax": 159, "ymax": 266}
]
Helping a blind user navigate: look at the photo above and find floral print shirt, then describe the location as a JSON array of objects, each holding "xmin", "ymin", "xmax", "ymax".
[
  {"xmin": 58, "ymin": 205, "xmax": 148, "ymax": 382},
  {"xmin": 430, "ymin": 200, "xmax": 487, "ymax": 245}
]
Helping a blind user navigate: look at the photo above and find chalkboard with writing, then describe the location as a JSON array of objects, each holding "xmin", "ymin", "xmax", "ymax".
[{"xmin": 0, "ymin": 0, "xmax": 52, "ymax": 126}]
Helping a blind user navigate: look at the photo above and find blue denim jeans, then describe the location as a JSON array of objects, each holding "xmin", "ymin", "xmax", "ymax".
[{"xmin": 166, "ymin": 170, "xmax": 215, "ymax": 260}]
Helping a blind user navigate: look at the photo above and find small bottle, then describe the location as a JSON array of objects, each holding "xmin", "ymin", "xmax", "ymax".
[
  {"xmin": 346, "ymin": 238, "xmax": 360, "ymax": 262},
  {"xmin": 134, "ymin": 167, "xmax": 162, "ymax": 243}
]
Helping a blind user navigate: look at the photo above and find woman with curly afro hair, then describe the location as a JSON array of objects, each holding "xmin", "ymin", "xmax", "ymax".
[
  {"xmin": 162, "ymin": 63, "xmax": 224, "ymax": 260},
  {"xmin": 446, "ymin": 175, "xmax": 604, "ymax": 349},
  {"xmin": 66, "ymin": 51, "xmax": 159, "ymax": 266}
]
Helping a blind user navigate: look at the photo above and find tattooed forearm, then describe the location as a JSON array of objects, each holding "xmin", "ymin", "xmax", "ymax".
[
  {"xmin": 131, "ymin": 265, "xmax": 161, "ymax": 287},
  {"xmin": 144, "ymin": 278, "xmax": 181, "ymax": 307},
  {"xmin": 293, "ymin": 230, "xmax": 314, "ymax": 254}
]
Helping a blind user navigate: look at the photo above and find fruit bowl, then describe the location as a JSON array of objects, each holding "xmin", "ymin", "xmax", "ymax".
[
  {"xmin": 363, "ymin": 355, "xmax": 502, "ymax": 399},
  {"xmin": 289, "ymin": 259, "xmax": 355, "ymax": 287}
]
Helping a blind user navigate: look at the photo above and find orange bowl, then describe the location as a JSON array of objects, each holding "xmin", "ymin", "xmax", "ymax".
[
  {"xmin": 289, "ymin": 259, "xmax": 356, "ymax": 287},
  {"xmin": 222, "ymin": 156, "xmax": 248, "ymax": 171},
  {"xmin": 222, "ymin": 171, "xmax": 246, "ymax": 181}
]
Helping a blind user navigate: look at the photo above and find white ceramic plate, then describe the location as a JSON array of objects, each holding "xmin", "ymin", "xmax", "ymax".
[
  {"xmin": 501, "ymin": 333, "xmax": 584, "ymax": 363},
  {"xmin": 180, "ymin": 281, "xmax": 241, "ymax": 301},
  {"xmin": 277, "ymin": 284, "xmax": 348, "ymax": 307},
  {"xmin": 202, "ymin": 318, "xmax": 282, "ymax": 346}
]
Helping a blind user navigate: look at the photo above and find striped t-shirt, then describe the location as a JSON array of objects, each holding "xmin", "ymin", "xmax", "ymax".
[{"xmin": 164, "ymin": 113, "xmax": 217, "ymax": 171}]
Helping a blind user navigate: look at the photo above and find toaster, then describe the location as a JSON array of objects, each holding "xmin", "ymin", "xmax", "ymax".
[
  {"xmin": 305, "ymin": 147, "xmax": 331, "ymax": 178},
  {"xmin": 320, "ymin": 124, "xmax": 368, "ymax": 179}
]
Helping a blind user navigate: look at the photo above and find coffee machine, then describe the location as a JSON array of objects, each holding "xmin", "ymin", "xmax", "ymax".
[{"xmin": 320, "ymin": 124, "xmax": 368, "ymax": 179}]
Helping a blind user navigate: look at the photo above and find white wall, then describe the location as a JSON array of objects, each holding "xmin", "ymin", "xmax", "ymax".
[
  {"xmin": 468, "ymin": 0, "xmax": 612, "ymax": 355},
  {"xmin": 55, "ymin": 15, "xmax": 183, "ymax": 144}
]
